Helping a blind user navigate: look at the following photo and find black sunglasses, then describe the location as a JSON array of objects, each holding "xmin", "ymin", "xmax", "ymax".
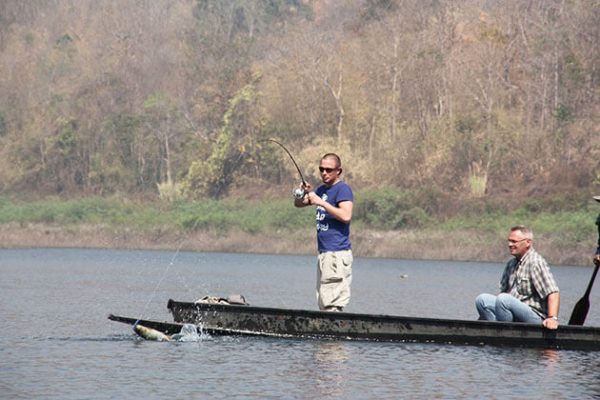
[{"xmin": 319, "ymin": 167, "xmax": 339, "ymax": 173}]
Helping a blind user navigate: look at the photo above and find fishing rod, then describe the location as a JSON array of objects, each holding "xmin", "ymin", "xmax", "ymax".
[{"xmin": 262, "ymin": 138, "xmax": 308, "ymax": 199}]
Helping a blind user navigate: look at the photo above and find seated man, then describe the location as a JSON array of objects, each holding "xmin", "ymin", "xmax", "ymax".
[{"xmin": 475, "ymin": 225, "xmax": 560, "ymax": 330}]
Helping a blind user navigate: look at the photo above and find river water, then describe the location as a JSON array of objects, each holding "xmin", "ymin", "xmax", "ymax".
[{"xmin": 1, "ymin": 248, "xmax": 600, "ymax": 399}]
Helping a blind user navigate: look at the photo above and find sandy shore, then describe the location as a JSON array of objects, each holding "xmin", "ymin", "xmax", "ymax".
[{"xmin": 1, "ymin": 222, "xmax": 595, "ymax": 267}]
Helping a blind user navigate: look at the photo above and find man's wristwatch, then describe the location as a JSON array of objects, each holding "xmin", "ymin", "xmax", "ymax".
[{"xmin": 547, "ymin": 316, "xmax": 558, "ymax": 321}]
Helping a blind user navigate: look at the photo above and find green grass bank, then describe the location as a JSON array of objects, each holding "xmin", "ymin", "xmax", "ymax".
[{"xmin": 0, "ymin": 190, "xmax": 598, "ymax": 266}]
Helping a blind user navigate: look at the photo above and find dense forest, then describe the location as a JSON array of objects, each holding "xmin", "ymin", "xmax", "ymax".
[{"xmin": 0, "ymin": 0, "xmax": 598, "ymax": 207}]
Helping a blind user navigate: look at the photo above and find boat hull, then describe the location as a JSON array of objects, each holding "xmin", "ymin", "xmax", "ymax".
[{"xmin": 166, "ymin": 299, "xmax": 600, "ymax": 350}]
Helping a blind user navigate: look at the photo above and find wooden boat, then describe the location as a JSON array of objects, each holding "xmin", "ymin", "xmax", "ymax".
[{"xmin": 108, "ymin": 299, "xmax": 600, "ymax": 350}]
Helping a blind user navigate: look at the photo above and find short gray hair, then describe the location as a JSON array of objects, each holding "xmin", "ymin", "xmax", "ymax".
[{"xmin": 511, "ymin": 225, "xmax": 533, "ymax": 240}]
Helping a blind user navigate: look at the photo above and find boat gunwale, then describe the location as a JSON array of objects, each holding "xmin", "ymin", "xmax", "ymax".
[{"xmin": 167, "ymin": 299, "xmax": 600, "ymax": 335}]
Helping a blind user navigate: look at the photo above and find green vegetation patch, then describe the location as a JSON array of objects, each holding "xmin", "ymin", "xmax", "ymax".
[
  {"xmin": 175, "ymin": 198, "xmax": 313, "ymax": 233},
  {"xmin": 0, "ymin": 190, "xmax": 596, "ymax": 243},
  {"xmin": 0, "ymin": 197, "xmax": 169, "ymax": 227}
]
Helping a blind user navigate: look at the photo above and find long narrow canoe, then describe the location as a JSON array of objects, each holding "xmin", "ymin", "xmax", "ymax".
[{"xmin": 164, "ymin": 299, "xmax": 600, "ymax": 350}]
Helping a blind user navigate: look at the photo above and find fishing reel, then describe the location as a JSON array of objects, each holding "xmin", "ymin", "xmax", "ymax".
[{"xmin": 293, "ymin": 187, "xmax": 306, "ymax": 199}]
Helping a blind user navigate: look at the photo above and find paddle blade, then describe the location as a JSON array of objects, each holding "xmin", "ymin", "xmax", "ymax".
[{"xmin": 568, "ymin": 296, "xmax": 590, "ymax": 326}]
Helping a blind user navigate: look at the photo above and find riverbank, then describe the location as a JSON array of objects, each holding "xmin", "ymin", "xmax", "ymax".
[{"xmin": 0, "ymin": 222, "xmax": 595, "ymax": 266}]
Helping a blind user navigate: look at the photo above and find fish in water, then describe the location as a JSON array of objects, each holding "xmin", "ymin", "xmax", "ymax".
[{"xmin": 134, "ymin": 324, "xmax": 172, "ymax": 341}]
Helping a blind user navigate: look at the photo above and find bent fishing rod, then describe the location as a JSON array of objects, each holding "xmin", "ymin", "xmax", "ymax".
[{"xmin": 261, "ymin": 138, "xmax": 308, "ymax": 199}]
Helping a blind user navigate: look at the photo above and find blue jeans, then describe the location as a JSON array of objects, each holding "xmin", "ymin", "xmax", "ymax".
[{"xmin": 475, "ymin": 293, "xmax": 542, "ymax": 323}]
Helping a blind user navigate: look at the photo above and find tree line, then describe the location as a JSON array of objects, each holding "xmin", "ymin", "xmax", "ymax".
[{"xmin": 0, "ymin": 0, "xmax": 597, "ymax": 205}]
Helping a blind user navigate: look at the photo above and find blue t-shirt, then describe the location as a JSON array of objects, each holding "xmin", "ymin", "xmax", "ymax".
[{"xmin": 315, "ymin": 181, "xmax": 353, "ymax": 252}]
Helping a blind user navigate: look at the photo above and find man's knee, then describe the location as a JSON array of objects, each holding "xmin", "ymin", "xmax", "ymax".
[
  {"xmin": 496, "ymin": 293, "xmax": 513, "ymax": 304},
  {"xmin": 475, "ymin": 294, "xmax": 486, "ymax": 308},
  {"xmin": 475, "ymin": 293, "xmax": 494, "ymax": 308}
]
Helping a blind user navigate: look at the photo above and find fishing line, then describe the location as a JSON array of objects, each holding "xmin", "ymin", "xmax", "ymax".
[
  {"xmin": 261, "ymin": 138, "xmax": 308, "ymax": 198},
  {"xmin": 134, "ymin": 151, "xmax": 249, "ymax": 325},
  {"xmin": 133, "ymin": 212, "xmax": 204, "ymax": 329},
  {"xmin": 134, "ymin": 242, "xmax": 187, "ymax": 327},
  {"xmin": 135, "ymin": 143, "xmax": 282, "ymax": 326}
]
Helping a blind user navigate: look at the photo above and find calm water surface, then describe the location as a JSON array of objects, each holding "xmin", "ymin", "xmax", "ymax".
[{"xmin": 1, "ymin": 248, "xmax": 600, "ymax": 399}]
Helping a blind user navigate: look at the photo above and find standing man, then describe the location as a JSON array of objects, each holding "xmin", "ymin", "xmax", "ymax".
[
  {"xmin": 594, "ymin": 196, "xmax": 600, "ymax": 267},
  {"xmin": 475, "ymin": 225, "xmax": 560, "ymax": 329},
  {"xmin": 295, "ymin": 153, "xmax": 353, "ymax": 312}
]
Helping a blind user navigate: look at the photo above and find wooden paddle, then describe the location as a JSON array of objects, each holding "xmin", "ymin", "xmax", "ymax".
[{"xmin": 568, "ymin": 262, "xmax": 599, "ymax": 325}]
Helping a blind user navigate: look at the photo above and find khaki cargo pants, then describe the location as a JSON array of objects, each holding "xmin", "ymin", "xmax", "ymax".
[{"xmin": 317, "ymin": 250, "xmax": 353, "ymax": 311}]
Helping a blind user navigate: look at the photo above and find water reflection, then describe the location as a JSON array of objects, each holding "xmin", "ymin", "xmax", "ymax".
[
  {"xmin": 312, "ymin": 341, "xmax": 350, "ymax": 398},
  {"xmin": 541, "ymin": 348, "xmax": 560, "ymax": 364},
  {"xmin": 314, "ymin": 340, "xmax": 349, "ymax": 363}
]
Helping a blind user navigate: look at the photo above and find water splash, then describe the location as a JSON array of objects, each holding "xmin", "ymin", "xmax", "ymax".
[{"xmin": 171, "ymin": 323, "xmax": 202, "ymax": 342}]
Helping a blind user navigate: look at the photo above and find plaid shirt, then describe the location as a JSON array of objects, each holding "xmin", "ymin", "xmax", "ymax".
[{"xmin": 500, "ymin": 247, "xmax": 559, "ymax": 317}]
